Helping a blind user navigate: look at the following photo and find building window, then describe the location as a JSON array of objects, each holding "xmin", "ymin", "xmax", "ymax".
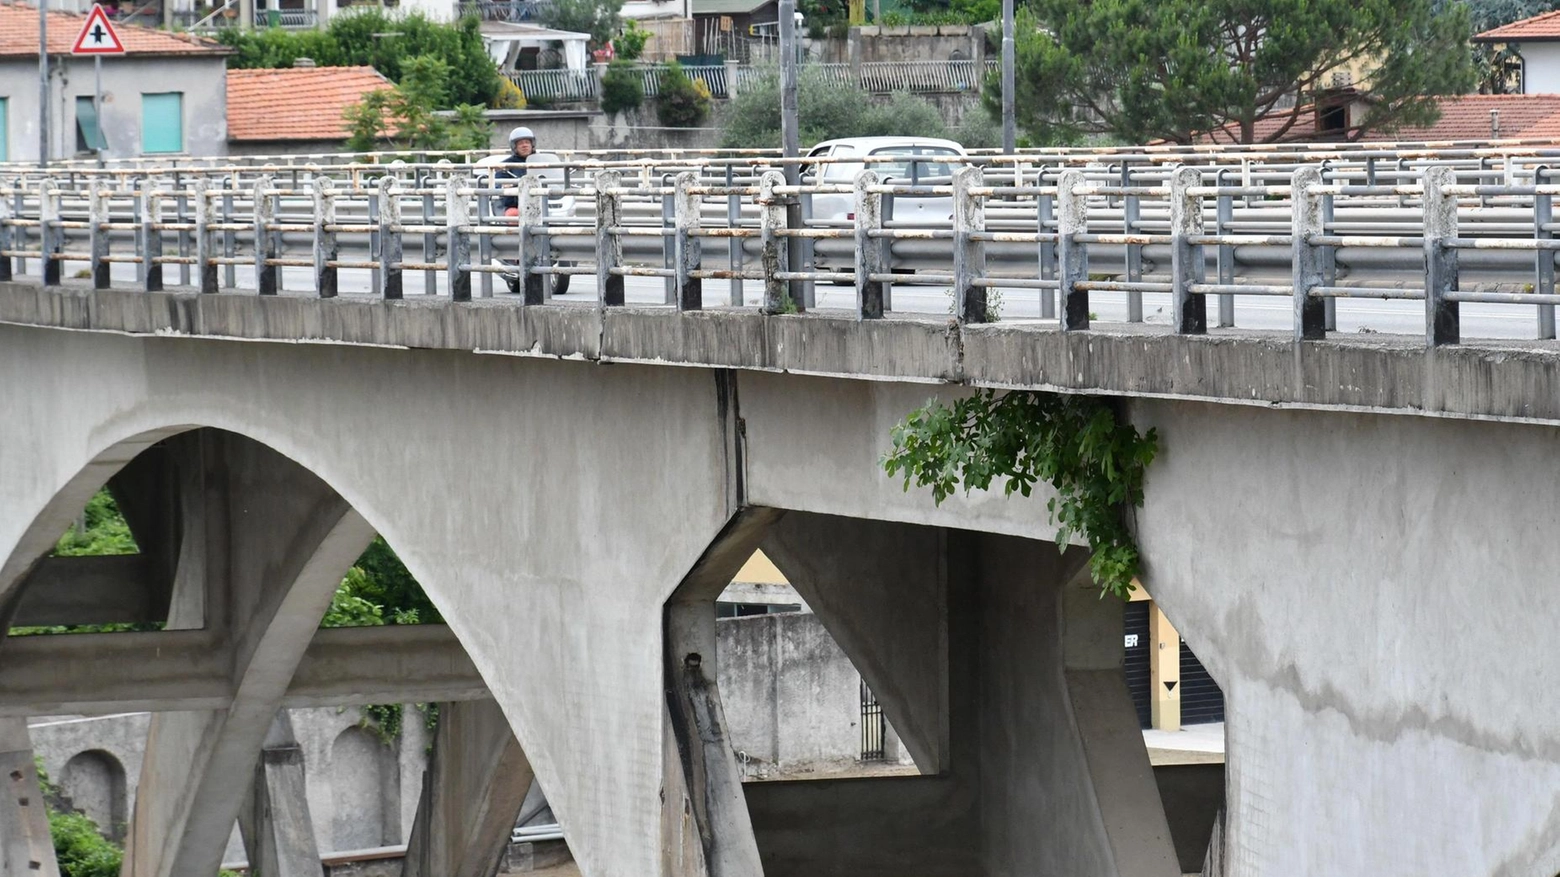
[
  {"xmin": 76, "ymin": 96, "xmax": 106, "ymax": 154},
  {"xmin": 140, "ymin": 92, "xmax": 183, "ymax": 154}
]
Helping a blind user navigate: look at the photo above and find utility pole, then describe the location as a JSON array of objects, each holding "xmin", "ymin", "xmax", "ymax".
[
  {"xmin": 39, "ymin": 0, "xmax": 49, "ymax": 167},
  {"xmin": 1001, "ymin": 0, "xmax": 1014, "ymax": 155},
  {"xmin": 779, "ymin": 0, "xmax": 804, "ymax": 309}
]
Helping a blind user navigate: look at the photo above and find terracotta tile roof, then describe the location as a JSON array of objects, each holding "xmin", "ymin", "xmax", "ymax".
[
  {"xmin": 1363, "ymin": 94, "xmax": 1560, "ymax": 141},
  {"xmin": 1476, "ymin": 9, "xmax": 1560, "ymax": 42},
  {"xmin": 0, "ymin": 3, "xmax": 228, "ymax": 57},
  {"xmin": 227, "ymin": 66, "xmax": 393, "ymax": 142}
]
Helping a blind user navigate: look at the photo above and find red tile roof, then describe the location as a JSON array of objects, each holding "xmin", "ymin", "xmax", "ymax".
[
  {"xmin": 1476, "ymin": 9, "xmax": 1560, "ymax": 42},
  {"xmin": 226, "ymin": 66, "xmax": 393, "ymax": 142},
  {"xmin": 0, "ymin": 3, "xmax": 228, "ymax": 58},
  {"xmin": 1362, "ymin": 94, "xmax": 1560, "ymax": 141}
]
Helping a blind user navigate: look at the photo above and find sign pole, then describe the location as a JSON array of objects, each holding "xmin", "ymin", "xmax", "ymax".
[
  {"xmin": 1001, "ymin": 0, "xmax": 1014, "ymax": 154},
  {"xmin": 39, "ymin": 0, "xmax": 48, "ymax": 167}
]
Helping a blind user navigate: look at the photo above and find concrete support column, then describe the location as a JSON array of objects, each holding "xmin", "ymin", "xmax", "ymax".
[
  {"xmin": 402, "ymin": 699, "xmax": 534, "ymax": 877},
  {"xmin": 237, "ymin": 713, "xmax": 321, "ymax": 877},
  {"xmin": 123, "ymin": 433, "xmax": 375, "ymax": 877},
  {"xmin": 1149, "ymin": 604, "xmax": 1181, "ymax": 732},
  {"xmin": 0, "ymin": 719, "xmax": 60, "ymax": 877}
]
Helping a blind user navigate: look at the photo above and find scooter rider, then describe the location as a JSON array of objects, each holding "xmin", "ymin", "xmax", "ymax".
[{"xmin": 496, "ymin": 126, "xmax": 536, "ymax": 215}]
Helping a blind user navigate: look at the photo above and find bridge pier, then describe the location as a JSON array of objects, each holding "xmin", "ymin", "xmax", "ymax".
[
  {"xmin": 0, "ymin": 719, "xmax": 59, "ymax": 877},
  {"xmin": 237, "ymin": 713, "xmax": 322, "ymax": 877},
  {"xmin": 122, "ymin": 433, "xmax": 375, "ymax": 877},
  {"xmin": 402, "ymin": 699, "xmax": 535, "ymax": 877}
]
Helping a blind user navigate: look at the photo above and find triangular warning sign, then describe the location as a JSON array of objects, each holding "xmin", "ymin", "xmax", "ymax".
[
  {"xmin": 1164, "ymin": 681, "xmax": 1178, "ymax": 693},
  {"xmin": 72, "ymin": 6, "xmax": 126, "ymax": 56}
]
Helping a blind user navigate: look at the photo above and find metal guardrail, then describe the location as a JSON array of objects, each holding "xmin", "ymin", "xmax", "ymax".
[
  {"xmin": 811, "ymin": 59, "xmax": 999, "ymax": 93},
  {"xmin": 506, "ymin": 58, "xmax": 987, "ymax": 104},
  {"xmin": 9, "ymin": 148, "xmax": 1560, "ymax": 347},
  {"xmin": 508, "ymin": 64, "xmax": 732, "ymax": 103}
]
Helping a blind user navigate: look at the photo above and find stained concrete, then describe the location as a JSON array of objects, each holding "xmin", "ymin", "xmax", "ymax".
[{"xmin": 0, "ymin": 719, "xmax": 60, "ymax": 877}]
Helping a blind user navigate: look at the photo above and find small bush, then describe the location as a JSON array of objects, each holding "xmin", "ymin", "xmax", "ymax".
[
  {"xmin": 601, "ymin": 60, "xmax": 645, "ymax": 114},
  {"xmin": 719, "ymin": 68, "xmax": 952, "ymax": 147},
  {"xmin": 51, "ymin": 810, "xmax": 122, "ymax": 877},
  {"xmin": 616, "ymin": 20, "xmax": 650, "ymax": 60},
  {"xmin": 656, "ymin": 61, "xmax": 710, "ymax": 128},
  {"xmin": 494, "ymin": 77, "xmax": 528, "ymax": 109}
]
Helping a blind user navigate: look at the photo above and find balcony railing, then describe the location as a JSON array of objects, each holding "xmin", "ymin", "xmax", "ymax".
[
  {"xmin": 458, "ymin": 0, "xmax": 552, "ymax": 21},
  {"xmin": 510, "ymin": 59, "xmax": 984, "ymax": 105}
]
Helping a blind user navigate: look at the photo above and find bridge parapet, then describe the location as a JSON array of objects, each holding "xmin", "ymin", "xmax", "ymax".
[{"xmin": 8, "ymin": 146, "xmax": 1560, "ymax": 349}]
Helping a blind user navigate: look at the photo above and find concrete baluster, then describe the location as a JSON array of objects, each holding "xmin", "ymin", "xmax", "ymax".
[
  {"xmin": 595, "ymin": 170, "xmax": 624, "ymax": 307},
  {"xmin": 516, "ymin": 176, "xmax": 546, "ymax": 304},
  {"xmin": 674, "ymin": 171, "xmax": 703, "ymax": 311},
  {"xmin": 89, "ymin": 183, "xmax": 110, "ymax": 290},
  {"xmin": 1169, "ymin": 166, "xmax": 1206, "ymax": 334},
  {"xmin": 853, "ymin": 170, "xmax": 884, "ymax": 319},
  {"xmin": 1423, "ymin": 165, "xmax": 1460, "ymax": 347},
  {"xmin": 1535, "ymin": 166, "xmax": 1555, "ymax": 340},
  {"xmin": 254, "ymin": 175, "xmax": 277, "ymax": 296},
  {"xmin": 312, "ymin": 177, "xmax": 338, "ymax": 299},
  {"xmin": 144, "ymin": 186, "xmax": 165, "ymax": 293},
  {"xmin": 1291, "ymin": 166, "xmax": 1327, "ymax": 340},
  {"xmin": 446, "ymin": 177, "xmax": 472, "ymax": 302},
  {"xmin": 379, "ymin": 176, "xmax": 403, "ymax": 300},
  {"xmin": 39, "ymin": 182, "xmax": 60, "ymax": 287},
  {"xmin": 193, "ymin": 179, "xmax": 218, "ymax": 295},
  {"xmin": 953, "ymin": 165, "xmax": 987, "ymax": 323},
  {"xmin": 1057, "ymin": 169, "xmax": 1088, "ymax": 330},
  {"xmin": 759, "ymin": 171, "xmax": 790, "ymax": 314}
]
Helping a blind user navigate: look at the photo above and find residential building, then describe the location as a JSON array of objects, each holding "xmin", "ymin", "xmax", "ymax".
[
  {"xmin": 226, "ymin": 64, "xmax": 393, "ymax": 154},
  {"xmin": 0, "ymin": 2, "xmax": 229, "ymax": 162},
  {"xmin": 1476, "ymin": 10, "xmax": 1560, "ymax": 95}
]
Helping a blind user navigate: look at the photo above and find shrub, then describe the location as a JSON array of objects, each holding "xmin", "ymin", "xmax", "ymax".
[
  {"xmin": 494, "ymin": 77, "xmax": 528, "ymax": 110},
  {"xmin": 656, "ymin": 61, "xmax": 710, "ymax": 128},
  {"xmin": 601, "ymin": 60, "xmax": 645, "ymax": 114},
  {"xmin": 616, "ymin": 19, "xmax": 650, "ymax": 60},
  {"xmin": 719, "ymin": 68, "xmax": 951, "ymax": 147}
]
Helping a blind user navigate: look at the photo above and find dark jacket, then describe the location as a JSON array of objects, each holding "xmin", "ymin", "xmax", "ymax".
[{"xmin": 494, "ymin": 152, "xmax": 529, "ymax": 210}]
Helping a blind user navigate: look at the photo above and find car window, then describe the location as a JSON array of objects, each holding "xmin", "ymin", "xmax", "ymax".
[
  {"xmin": 821, "ymin": 145, "xmax": 860, "ymax": 181},
  {"xmin": 867, "ymin": 146, "xmax": 960, "ymax": 182}
]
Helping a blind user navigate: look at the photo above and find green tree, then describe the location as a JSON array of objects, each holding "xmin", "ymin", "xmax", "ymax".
[
  {"xmin": 345, "ymin": 54, "xmax": 492, "ymax": 151},
  {"xmin": 655, "ymin": 62, "xmax": 711, "ymax": 128},
  {"xmin": 720, "ymin": 67, "xmax": 955, "ymax": 147},
  {"xmin": 992, "ymin": 0, "xmax": 1477, "ymax": 145},
  {"xmin": 540, "ymin": 0, "xmax": 624, "ymax": 47},
  {"xmin": 601, "ymin": 59, "xmax": 645, "ymax": 114},
  {"xmin": 882, "ymin": 391, "xmax": 1158, "ymax": 599}
]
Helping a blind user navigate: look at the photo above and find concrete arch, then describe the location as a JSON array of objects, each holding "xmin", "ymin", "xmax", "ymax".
[
  {"xmin": 60, "ymin": 749, "xmax": 128, "ymax": 842},
  {"xmin": 0, "ymin": 326, "xmax": 740, "ymax": 877}
]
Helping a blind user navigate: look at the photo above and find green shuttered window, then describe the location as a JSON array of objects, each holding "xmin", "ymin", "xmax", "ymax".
[{"xmin": 141, "ymin": 92, "xmax": 183, "ymax": 154}]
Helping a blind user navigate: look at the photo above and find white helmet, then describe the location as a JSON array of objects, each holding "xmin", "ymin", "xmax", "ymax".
[{"xmin": 509, "ymin": 126, "xmax": 536, "ymax": 146}]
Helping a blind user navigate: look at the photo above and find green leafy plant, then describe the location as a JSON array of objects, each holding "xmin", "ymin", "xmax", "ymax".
[
  {"xmin": 615, "ymin": 19, "xmax": 651, "ymax": 60},
  {"xmin": 601, "ymin": 59, "xmax": 645, "ymax": 114},
  {"xmin": 719, "ymin": 67, "xmax": 954, "ymax": 147},
  {"xmin": 35, "ymin": 761, "xmax": 123, "ymax": 877},
  {"xmin": 882, "ymin": 390, "xmax": 1158, "ymax": 598},
  {"xmin": 656, "ymin": 61, "xmax": 711, "ymax": 128},
  {"xmin": 344, "ymin": 54, "xmax": 492, "ymax": 151}
]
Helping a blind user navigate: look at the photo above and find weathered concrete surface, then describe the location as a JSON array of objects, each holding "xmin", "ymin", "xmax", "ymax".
[
  {"xmin": 9, "ymin": 282, "xmax": 1560, "ymax": 425},
  {"xmin": 402, "ymin": 699, "xmax": 533, "ymax": 877},
  {"xmin": 0, "ymin": 625, "xmax": 487, "ymax": 715},
  {"xmin": 0, "ymin": 719, "xmax": 60, "ymax": 877},
  {"xmin": 238, "ymin": 714, "xmax": 323, "ymax": 877},
  {"xmin": 0, "ymin": 325, "xmax": 738, "ymax": 877},
  {"xmin": 1131, "ymin": 399, "xmax": 1560, "ymax": 877}
]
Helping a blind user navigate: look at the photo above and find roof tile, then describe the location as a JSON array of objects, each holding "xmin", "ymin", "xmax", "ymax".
[
  {"xmin": 0, "ymin": 2, "xmax": 228, "ymax": 57},
  {"xmin": 226, "ymin": 66, "xmax": 393, "ymax": 142},
  {"xmin": 1476, "ymin": 9, "xmax": 1560, "ymax": 42}
]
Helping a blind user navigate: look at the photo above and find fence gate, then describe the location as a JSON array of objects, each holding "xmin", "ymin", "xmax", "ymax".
[{"xmin": 860, "ymin": 678, "xmax": 885, "ymax": 761}]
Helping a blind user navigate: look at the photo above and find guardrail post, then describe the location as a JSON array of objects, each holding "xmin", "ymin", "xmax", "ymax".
[
  {"xmin": 953, "ymin": 165, "xmax": 987, "ymax": 323},
  {"xmin": 759, "ymin": 171, "xmax": 790, "ymax": 314},
  {"xmin": 1536, "ymin": 167, "xmax": 1555, "ymax": 339},
  {"xmin": 144, "ymin": 186, "xmax": 164, "ymax": 292},
  {"xmin": 1423, "ymin": 165, "xmax": 1460, "ymax": 347},
  {"xmin": 89, "ymin": 183, "xmax": 110, "ymax": 290},
  {"xmin": 1215, "ymin": 169, "xmax": 1235, "ymax": 327},
  {"xmin": 1057, "ymin": 169, "xmax": 1088, "ymax": 330},
  {"xmin": 1291, "ymin": 167, "xmax": 1326, "ymax": 340},
  {"xmin": 854, "ymin": 170, "xmax": 884, "ymax": 319},
  {"xmin": 194, "ymin": 179, "xmax": 217, "ymax": 294},
  {"xmin": 595, "ymin": 170, "xmax": 624, "ymax": 306},
  {"xmin": 516, "ymin": 176, "xmax": 546, "ymax": 304},
  {"xmin": 1169, "ymin": 166, "xmax": 1206, "ymax": 334},
  {"xmin": 5, "ymin": 180, "xmax": 22, "ymax": 280},
  {"xmin": 176, "ymin": 182, "xmax": 191, "ymax": 288},
  {"xmin": 254, "ymin": 175, "xmax": 277, "ymax": 295},
  {"xmin": 313, "ymin": 177, "xmax": 338, "ymax": 298},
  {"xmin": 222, "ymin": 177, "xmax": 236, "ymax": 290},
  {"xmin": 40, "ymin": 182, "xmax": 61, "ymax": 287},
  {"xmin": 445, "ymin": 177, "xmax": 472, "ymax": 302},
  {"xmin": 378, "ymin": 177, "xmax": 403, "ymax": 300},
  {"xmin": 674, "ymin": 171, "xmax": 703, "ymax": 311},
  {"xmin": 726, "ymin": 163, "xmax": 743, "ymax": 307},
  {"xmin": 661, "ymin": 173, "xmax": 677, "ymax": 304},
  {"xmin": 1123, "ymin": 163, "xmax": 1142, "ymax": 322}
]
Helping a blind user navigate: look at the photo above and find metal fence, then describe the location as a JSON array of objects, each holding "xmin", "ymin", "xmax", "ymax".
[
  {"xmin": 508, "ymin": 58, "xmax": 987, "ymax": 104},
  {"xmin": 9, "ymin": 146, "xmax": 1560, "ymax": 347},
  {"xmin": 812, "ymin": 59, "xmax": 998, "ymax": 93}
]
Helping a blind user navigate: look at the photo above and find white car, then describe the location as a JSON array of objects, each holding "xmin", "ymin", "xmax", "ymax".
[{"xmin": 803, "ymin": 136, "xmax": 968, "ymax": 226}]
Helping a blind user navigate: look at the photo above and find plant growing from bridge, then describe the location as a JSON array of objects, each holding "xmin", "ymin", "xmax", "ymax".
[
  {"xmin": 988, "ymin": 0, "xmax": 1476, "ymax": 144},
  {"xmin": 883, "ymin": 391, "xmax": 1157, "ymax": 599}
]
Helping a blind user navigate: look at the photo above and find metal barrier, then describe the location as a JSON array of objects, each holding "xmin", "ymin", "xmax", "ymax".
[
  {"xmin": 9, "ymin": 148, "xmax": 1560, "ymax": 347},
  {"xmin": 811, "ymin": 59, "xmax": 1000, "ymax": 93}
]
